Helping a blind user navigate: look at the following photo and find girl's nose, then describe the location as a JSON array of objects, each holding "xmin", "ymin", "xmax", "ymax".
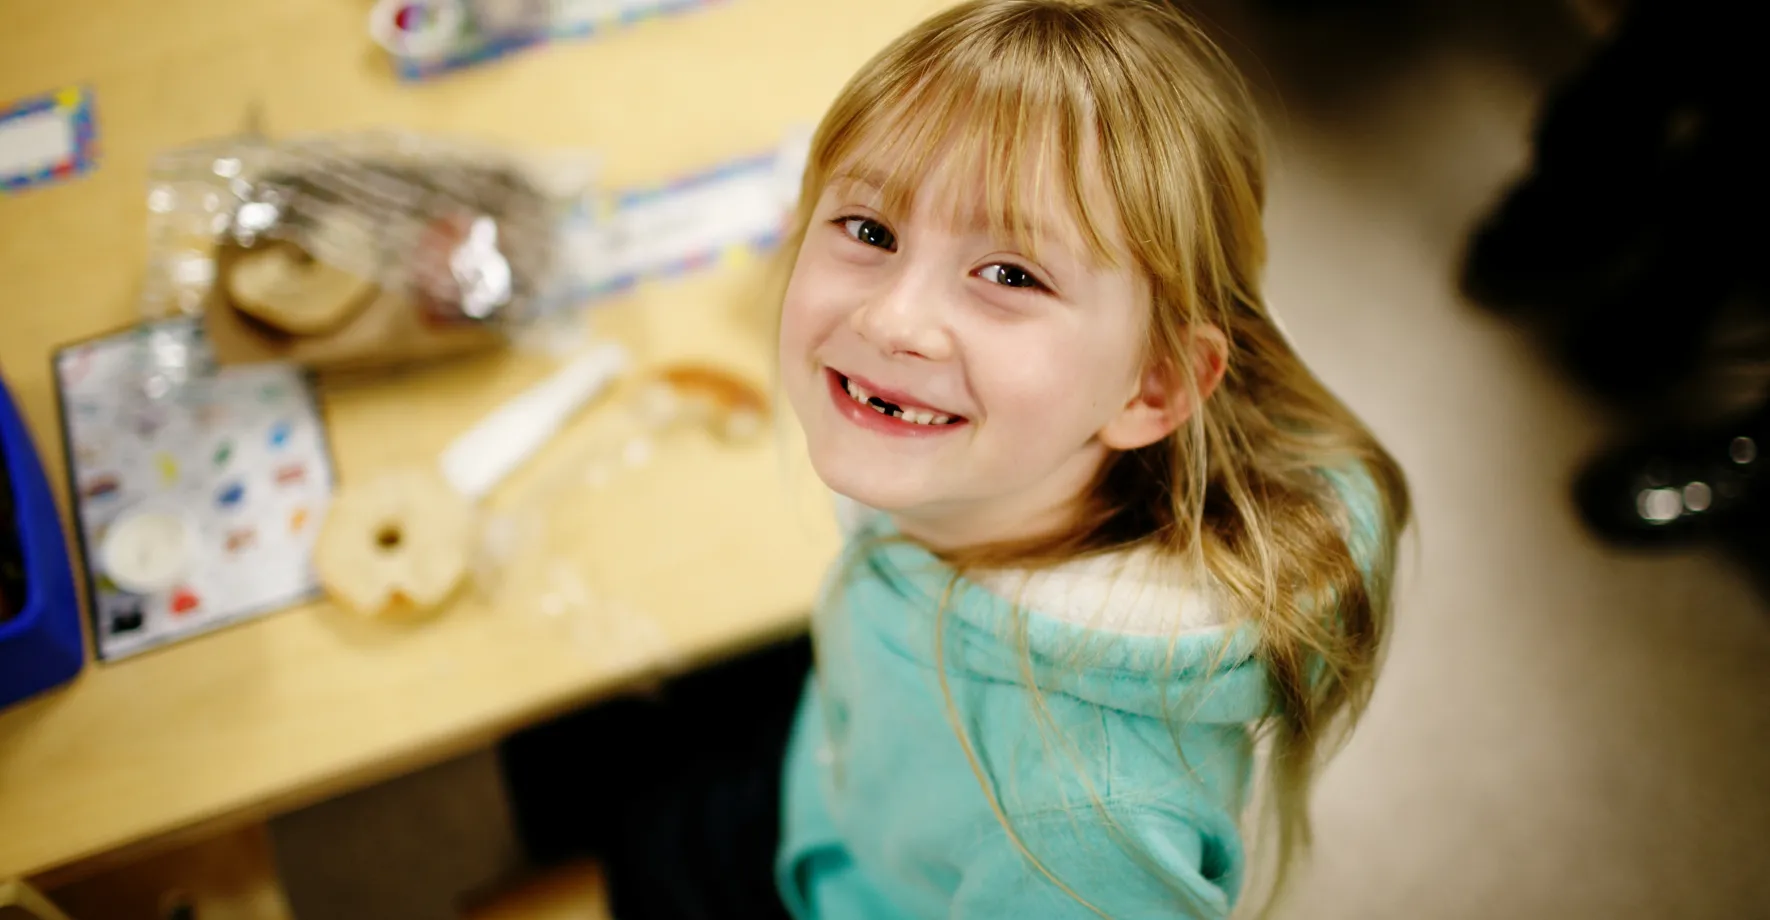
[{"xmin": 850, "ymin": 270, "xmax": 953, "ymax": 361}]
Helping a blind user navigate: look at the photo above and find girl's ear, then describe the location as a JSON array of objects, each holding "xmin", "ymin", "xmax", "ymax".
[{"xmin": 1099, "ymin": 324, "xmax": 1229, "ymax": 451}]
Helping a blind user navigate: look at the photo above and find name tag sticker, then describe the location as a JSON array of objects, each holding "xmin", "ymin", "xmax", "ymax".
[{"xmin": 0, "ymin": 86, "xmax": 98, "ymax": 195}]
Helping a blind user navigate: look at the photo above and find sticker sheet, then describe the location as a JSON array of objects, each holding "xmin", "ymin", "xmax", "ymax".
[
  {"xmin": 0, "ymin": 85, "xmax": 98, "ymax": 195},
  {"xmin": 54, "ymin": 320, "xmax": 334, "ymax": 660}
]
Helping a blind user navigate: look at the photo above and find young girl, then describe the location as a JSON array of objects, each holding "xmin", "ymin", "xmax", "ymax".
[
  {"xmin": 772, "ymin": 0, "xmax": 1406, "ymax": 916},
  {"xmin": 504, "ymin": 1, "xmax": 1406, "ymax": 917}
]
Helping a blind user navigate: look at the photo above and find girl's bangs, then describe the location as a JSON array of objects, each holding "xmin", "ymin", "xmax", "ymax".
[{"xmin": 806, "ymin": 33, "xmax": 1120, "ymax": 267}]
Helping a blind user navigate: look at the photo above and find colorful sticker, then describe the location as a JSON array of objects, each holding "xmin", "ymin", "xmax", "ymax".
[
  {"xmin": 83, "ymin": 474, "xmax": 121, "ymax": 501},
  {"xmin": 274, "ymin": 462, "xmax": 307, "ymax": 487},
  {"xmin": 290, "ymin": 506, "xmax": 310, "ymax": 533},
  {"xmin": 268, "ymin": 421, "xmax": 292, "ymax": 449},
  {"xmin": 215, "ymin": 480, "xmax": 246, "ymax": 509},
  {"xmin": 213, "ymin": 441, "xmax": 234, "ymax": 467},
  {"xmin": 226, "ymin": 528, "xmax": 257, "ymax": 553},
  {"xmin": 169, "ymin": 587, "xmax": 201, "ymax": 616},
  {"xmin": 108, "ymin": 601, "xmax": 145, "ymax": 634},
  {"xmin": 155, "ymin": 452, "xmax": 179, "ymax": 486},
  {"xmin": 0, "ymin": 85, "xmax": 99, "ymax": 195}
]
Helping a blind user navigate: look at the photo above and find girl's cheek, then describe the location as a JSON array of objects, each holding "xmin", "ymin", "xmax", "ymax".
[
  {"xmin": 778, "ymin": 289, "xmax": 815, "ymax": 358},
  {"xmin": 787, "ymin": 262, "xmax": 855, "ymax": 327},
  {"xmin": 970, "ymin": 331, "xmax": 1081, "ymax": 418},
  {"xmin": 780, "ymin": 263, "xmax": 823, "ymax": 326}
]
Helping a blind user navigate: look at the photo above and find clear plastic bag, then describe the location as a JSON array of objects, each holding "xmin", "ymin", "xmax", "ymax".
[{"xmin": 135, "ymin": 128, "xmax": 594, "ymax": 395}]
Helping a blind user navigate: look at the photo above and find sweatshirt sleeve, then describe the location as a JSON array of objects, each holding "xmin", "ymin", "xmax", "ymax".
[{"xmin": 948, "ymin": 805, "xmax": 1236, "ymax": 920}]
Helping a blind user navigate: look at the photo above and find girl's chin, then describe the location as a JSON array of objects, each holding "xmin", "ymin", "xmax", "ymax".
[{"xmin": 810, "ymin": 460, "xmax": 936, "ymax": 516}]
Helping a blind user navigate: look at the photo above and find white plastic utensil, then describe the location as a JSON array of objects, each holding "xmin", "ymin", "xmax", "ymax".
[{"xmin": 441, "ymin": 344, "xmax": 629, "ymax": 500}]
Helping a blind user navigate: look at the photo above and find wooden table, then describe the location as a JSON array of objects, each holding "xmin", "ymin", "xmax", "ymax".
[{"xmin": 0, "ymin": 0, "xmax": 939, "ymax": 893}]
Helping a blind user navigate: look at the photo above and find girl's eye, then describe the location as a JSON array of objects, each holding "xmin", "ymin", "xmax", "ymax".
[
  {"xmin": 839, "ymin": 217, "xmax": 897, "ymax": 251},
  {"xmin": 978, "ymin": 263, "xmax": 1046, "ymax": 291}
]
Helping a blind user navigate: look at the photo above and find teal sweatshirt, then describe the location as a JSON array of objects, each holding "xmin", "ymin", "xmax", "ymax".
[{"xmin": 776, "ymin": 509, "xmax": 1279, "ymax": 919}]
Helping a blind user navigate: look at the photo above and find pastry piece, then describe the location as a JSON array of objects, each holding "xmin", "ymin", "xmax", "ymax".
[
  {"xmin": 226, "ymin": 242, "xmax": 378, "ymax": 336},
  {"xmin": 314, "ymin": 468, "xmax": 475, "ymax": 617}
]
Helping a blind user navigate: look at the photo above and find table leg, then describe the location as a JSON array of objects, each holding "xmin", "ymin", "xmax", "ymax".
[{"xmin": 0, "ymin": 877, "xmax": 76, "ymax": 920}]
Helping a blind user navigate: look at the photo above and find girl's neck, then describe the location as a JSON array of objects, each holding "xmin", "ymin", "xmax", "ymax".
[
  {"xmin": 891, "ymin": 502, "xmax": 1073, "ymax": 555},
  {"xmin": 888, "ymin": 442, "xmax": 1107, "ymax": 554}
]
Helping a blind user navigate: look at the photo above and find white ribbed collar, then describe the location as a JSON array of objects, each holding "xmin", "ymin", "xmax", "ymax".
[{"xmin": 834, "ymin": 494, "xmax": 1225, "ymax": 637}]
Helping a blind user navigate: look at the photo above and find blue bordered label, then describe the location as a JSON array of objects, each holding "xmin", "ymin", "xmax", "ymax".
[{"xmin": 0, "ymin": 86, "xmax": 98, "ymax": 194}]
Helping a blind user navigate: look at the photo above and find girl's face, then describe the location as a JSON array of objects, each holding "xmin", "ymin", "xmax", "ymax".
[{"xmin": 779, "ymin": 147, "xmax": 1166, "ymax": 550}]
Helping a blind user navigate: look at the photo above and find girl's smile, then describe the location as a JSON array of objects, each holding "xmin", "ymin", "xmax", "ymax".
[{"xmin": 825, "ymin": 368, "xmax": 970, "ymax": 437}]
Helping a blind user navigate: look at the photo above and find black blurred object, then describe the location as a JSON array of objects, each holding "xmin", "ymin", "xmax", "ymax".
[
  {"xmin": 1575, "ymin": 403, "xmax": 1766, "ymax": 548},
  {"xmin": 499, "ymin": 636, "xmax": 810, "ymax": 920},
  {"xmin": 1462, "ymin": 0, "xmax": 1770, "ymax": 568},
  {"xmin": 1462, "ymin": 0, "xmax": 1770, "ymax": 419}
]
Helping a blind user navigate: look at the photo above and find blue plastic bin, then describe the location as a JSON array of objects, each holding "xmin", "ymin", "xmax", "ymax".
[{"xmin": 0, "ymin": 369, "xmax": 83, "ymax": 708}]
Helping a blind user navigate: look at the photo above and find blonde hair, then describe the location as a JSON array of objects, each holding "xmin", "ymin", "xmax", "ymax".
[{"xmin": 776, "ymin": 0, "xmax": 1411, "ymax": 914}]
